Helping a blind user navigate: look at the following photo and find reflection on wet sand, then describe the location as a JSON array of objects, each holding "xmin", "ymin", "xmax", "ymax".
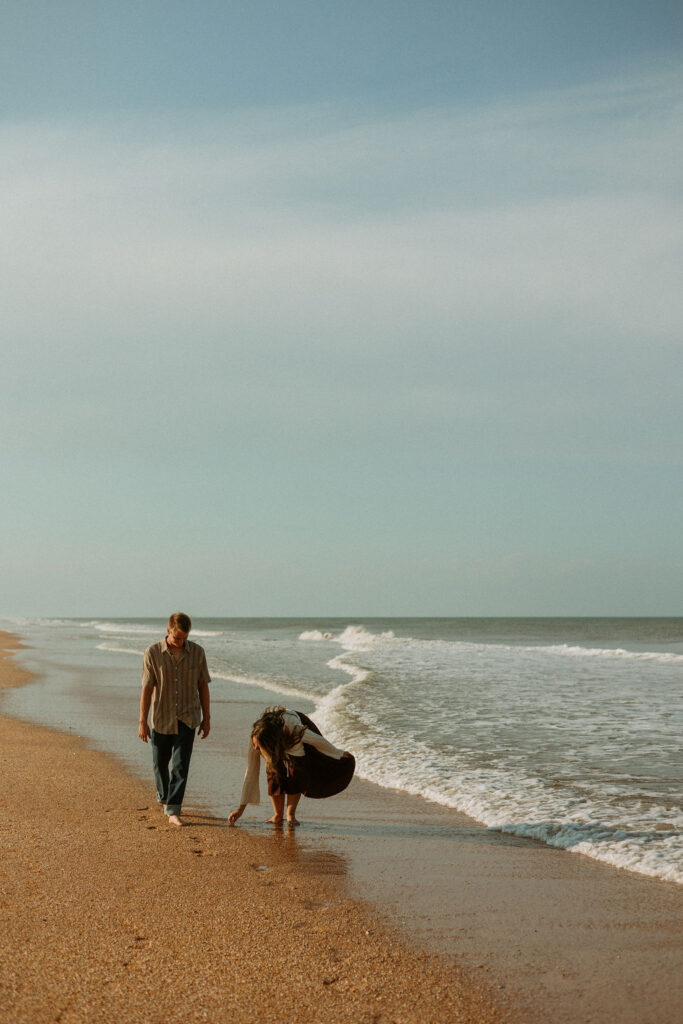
[
  {"xmin": 179, "ymin": 808, "xmax": 351, "ymax": 878},
  {"xmin": 269, "ymin": 826, "xmax": 350, "ymax": 876}
]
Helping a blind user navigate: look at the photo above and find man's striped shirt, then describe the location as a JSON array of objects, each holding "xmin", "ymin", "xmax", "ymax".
[{"xmin": 142, "ymin": 639, "xmax": 210, "ymax": 734}]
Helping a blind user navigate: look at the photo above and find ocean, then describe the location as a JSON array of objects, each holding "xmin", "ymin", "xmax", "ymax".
[{"xmin": 2, "ymin": 616, "xmax": 681, "ymax": 884}]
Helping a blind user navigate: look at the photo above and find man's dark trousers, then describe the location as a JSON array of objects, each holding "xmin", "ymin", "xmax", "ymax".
[{"xmin": 151, "ymin": 720, "xmax": 196, "ymax": 815}]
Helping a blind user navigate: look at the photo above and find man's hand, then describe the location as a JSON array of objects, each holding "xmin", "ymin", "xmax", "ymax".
[
  {"xmin": 139, "ymin": 686, "xmax": 153, "ymax": 742},
  {"xmin": 199, "ymin": 718, "xmax": 211, "ymax": 739}
]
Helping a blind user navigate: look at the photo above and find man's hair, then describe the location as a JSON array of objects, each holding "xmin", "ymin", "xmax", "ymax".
[{"xmin": 168, "ymin": 612, "xmax": 192, "ymax": 633}]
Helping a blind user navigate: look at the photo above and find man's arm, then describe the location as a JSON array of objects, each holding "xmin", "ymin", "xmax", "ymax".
[
  {"xmin": 139, "ymin": 686, "xmax": 153, "ymax": 742},
  {"xmin": 139, "ymin": 647, "xmax": 157, "ymax": 742},
  {"xmin": 198, "ymin": 678, "xmax": 210, "ymax": 738}
]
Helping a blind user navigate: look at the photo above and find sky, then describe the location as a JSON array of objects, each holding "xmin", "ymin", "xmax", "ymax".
[{"xmin": 1, "ymin": 1, "xmax": 682, "ymax": 617}]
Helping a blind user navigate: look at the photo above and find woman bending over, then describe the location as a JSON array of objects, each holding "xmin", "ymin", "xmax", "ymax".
[{"xmin": 228, "ymin": 706, "xmax": 355, "ymax": 827}]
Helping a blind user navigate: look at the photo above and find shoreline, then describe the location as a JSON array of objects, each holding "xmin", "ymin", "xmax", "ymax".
[
  {"xmin": 0, "ymin": 631, "xmax": 513, "ymax": 1024},
  {"xmin": 2, "ymin": 630, "xmax": 682, "ymax": 1023}
]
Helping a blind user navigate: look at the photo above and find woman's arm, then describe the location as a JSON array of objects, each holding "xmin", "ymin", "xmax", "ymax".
[
  {"xmin": 228, "ymin": 741, "xmax": 262, "ymax": 824},
  {"xmin": 235, "ymin": 742, "xmax": 262, "ymax": 806},
  {"xmin": 228, "ymin": 804, "xmax": 247, "ymax": 825}
]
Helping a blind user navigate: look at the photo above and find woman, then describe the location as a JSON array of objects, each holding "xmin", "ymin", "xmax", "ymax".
[{"xmin": 228, "ymin": 706, "xmax": 355, "ymax": 826}]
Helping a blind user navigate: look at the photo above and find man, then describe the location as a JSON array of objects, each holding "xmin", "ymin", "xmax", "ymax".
[{"xmin": 138, "ymin": 612, "xmax": 211, "ymax": 826}]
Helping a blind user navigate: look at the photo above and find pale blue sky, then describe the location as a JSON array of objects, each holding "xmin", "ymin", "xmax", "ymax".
[{"xmin": 2, "ymin": 2, "xmax": 682, "ymax": 616}]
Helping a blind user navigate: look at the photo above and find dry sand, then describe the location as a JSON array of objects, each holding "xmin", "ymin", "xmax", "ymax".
[{"xmin": 0, "ymin": 632, "xmax": 511, "ymax": 1024}]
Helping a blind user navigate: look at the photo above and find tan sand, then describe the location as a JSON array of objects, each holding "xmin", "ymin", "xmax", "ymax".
[{"xmin": 0, "ymin": 632, "xmax": 511, "ymax": 1024}]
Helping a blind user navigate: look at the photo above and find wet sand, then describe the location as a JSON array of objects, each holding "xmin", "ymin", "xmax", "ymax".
[{"xmin": 2, "ymin": 630, "xmax": 682, "ymax": 1024}]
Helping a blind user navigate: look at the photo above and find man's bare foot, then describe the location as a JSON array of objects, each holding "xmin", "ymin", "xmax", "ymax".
[
  {"xmin": 286, "ymin": 815, "xmax": 300, "ymax": 827},
  {"xmin": 266, "ymin": 815, "xmax": 283, "ymax": 824},
  {"xmin": 167, "ymin": 814, "xmax": 185, "ymax": 827}
]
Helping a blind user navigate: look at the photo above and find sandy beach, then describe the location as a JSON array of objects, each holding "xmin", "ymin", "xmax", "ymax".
[
  {"xmin": 0, "ymin": 632, "xmax": 511, "ymax": 1024},
  {"xmin": 1, "ymin": 629, "xmax": 682, "ymax": 1024}
]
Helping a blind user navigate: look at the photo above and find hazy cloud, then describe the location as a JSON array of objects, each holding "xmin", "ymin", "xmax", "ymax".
[{"xmin": 2, "ymin": 64, "xmax": 681, "ymax": 613}]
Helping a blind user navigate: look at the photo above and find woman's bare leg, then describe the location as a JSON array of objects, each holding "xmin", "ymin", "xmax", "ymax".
[
  {"xmin": 267, "ymin": 793, "xmax": 285, "ymax": 823},
  {"xmin": 286, "ymin": 792, "xmax": 301, "ymax": 825}
]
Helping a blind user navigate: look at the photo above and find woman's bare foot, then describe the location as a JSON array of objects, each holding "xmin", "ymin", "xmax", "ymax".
[
  {"xmin": 167, "ymin": 814, "xmax": 185, "ymax": 827},
  {"xmin": 266, "ymin": 815, "xmax": 283, "ymax": 825},
  {"xmin": 286, "ymin": 815, "xmax": 300, "ymax": 827}
]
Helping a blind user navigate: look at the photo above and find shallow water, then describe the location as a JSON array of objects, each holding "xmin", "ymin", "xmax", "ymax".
[{"xmin": 3, "ymin": 615, "xmax": 682, "ymax": 883}]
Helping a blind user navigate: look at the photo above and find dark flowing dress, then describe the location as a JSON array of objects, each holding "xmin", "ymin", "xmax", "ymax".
[{"xmin": 266, "ymin": 710, "xmax": 355, "ymax": 799}]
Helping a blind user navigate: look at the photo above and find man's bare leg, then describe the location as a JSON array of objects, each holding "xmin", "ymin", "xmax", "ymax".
[
  {"xmin": 167, "ymin": 813, "xmax": 185, "ymax": 827},
  {"xmin": 267, "ymin": 793, "xmax": 284, "ymax": 824},
  {"xmin": 286, "ymin": 792, "xmax": 301, "ymax": 826}
]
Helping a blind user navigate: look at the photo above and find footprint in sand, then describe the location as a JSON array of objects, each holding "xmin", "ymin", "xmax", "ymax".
[{"xmin": 300, "ymin": 897, "xmax": 331, "ymax": 911}]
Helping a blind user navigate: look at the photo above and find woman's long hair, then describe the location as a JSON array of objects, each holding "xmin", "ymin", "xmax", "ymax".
[{"xmin": 251, "ymin": 706, "xmax": 305, "ymax": 776}]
